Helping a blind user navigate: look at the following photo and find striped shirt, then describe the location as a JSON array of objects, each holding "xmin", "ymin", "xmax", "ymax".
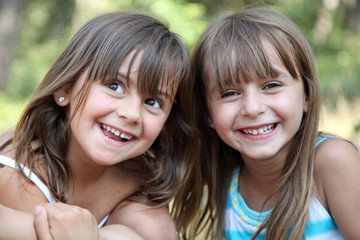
[{"xmin": 224, "ymin": 136, "xmax": 344, "ymax": 239}]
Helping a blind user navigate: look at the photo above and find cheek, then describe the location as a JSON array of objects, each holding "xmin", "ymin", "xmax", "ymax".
[
  {"xmin": 69, "ymin": 99, "xmax": 93, "ymax": 125},
  {"xmin": 143, "ymin": 116, "xmax": 167, "ymax": 141},
  {"xmin": 275, "ymin": 97, "xmax": 306, "ymax": 128},
  {"xmin": 210, "ymin": 104, "xmax": 234, "ymax": 129}
]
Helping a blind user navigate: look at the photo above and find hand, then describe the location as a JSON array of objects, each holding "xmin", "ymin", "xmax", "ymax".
[
  {"xmin": 34, "ymin": 205, "xmax": 52, "ymax": 240},
  {"xmin": 34, "ymin": 203, "xmax": 100, "ymax": 240}
]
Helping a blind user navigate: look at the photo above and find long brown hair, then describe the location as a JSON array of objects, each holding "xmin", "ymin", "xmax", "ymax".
[
  {"xmin": 1, "ymin": 12, "xmax": 198, "ymax": 208},
  {"xmin": 183, "ymin": 7, "xmax": 321, "ymax": 239}
]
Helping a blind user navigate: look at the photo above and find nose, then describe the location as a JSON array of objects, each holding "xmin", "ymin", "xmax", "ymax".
[
  {"xmin": 240, "ymin": 89, "xmax": 266, "ymax": 118},
  {"xmin": 117, "ymin": 94, "xmax": 142, "ymax": 123}
]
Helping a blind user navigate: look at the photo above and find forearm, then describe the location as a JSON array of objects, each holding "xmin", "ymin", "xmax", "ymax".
[
  {"xmin": 99, "ymin": 224, "xmax": 144, "ymax": 240},
  {"xmin": 0, "ymin": 203, "xmax": 37, "ymax": 239}
]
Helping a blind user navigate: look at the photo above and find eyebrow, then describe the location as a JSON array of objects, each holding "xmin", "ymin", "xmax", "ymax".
[
  {"xmin": 117, "ymin": 71, "xmax": 132, "ymax": 81},
  {"xmin": 158, "ymin": 90, "xmax": 173, "ymax": 100},
  {"xmin": 270, "ymin": 66, "xmax": 288, "ymax": 79}
]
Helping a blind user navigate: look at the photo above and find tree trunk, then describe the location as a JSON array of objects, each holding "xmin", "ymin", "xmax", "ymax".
[
  {"xmin": 347, "ymin": 0, "xmax": 360, "ymax": 33},
  {"xmin": 0, "ymin": 0, "xmax": 25, "ymax": 91}
]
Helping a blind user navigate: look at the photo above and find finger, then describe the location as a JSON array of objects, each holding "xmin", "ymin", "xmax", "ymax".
[{"xmin": 34, "ymin": 205, "xmax": 53, "ymax": 240}]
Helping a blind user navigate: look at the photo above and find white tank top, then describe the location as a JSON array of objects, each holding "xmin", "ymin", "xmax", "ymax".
[{"xmin": 0, "ymin": 154, "xmax": 109, "ymax": 228}]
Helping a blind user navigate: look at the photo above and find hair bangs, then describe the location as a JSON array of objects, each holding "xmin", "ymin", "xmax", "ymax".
[
  {"xmin": 90, "ymin": 31, "xmax": 137, "ymax": 84},
  {"xmin": 205, "ymin": 20, "xmax": 279, "ymax": 93},
  {"xmin": 85, "ymin": 15, "xmax": 187, "ymax": 101},
  {"xmin": 66, "ymin": 30, "xmax": 136, "ymax": 123},
  {"xmin": 262, "ymin": 29, "xmax": 300, "ymax": 81},
  {"xmin": 136, "ymin": 31, "xmax": 188, "ymax": 101}
]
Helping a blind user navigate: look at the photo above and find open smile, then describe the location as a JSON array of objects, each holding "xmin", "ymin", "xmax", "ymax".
[
  {"xmin": 240, "ymin": 123, "xmax": 277, "ymax": 136},
  {"xmin": 100, "ymin": 123, "xmax": 134, "ymax": 142}
]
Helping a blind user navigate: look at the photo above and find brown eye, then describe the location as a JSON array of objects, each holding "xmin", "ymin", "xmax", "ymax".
[
  {"xmin": 263, "ymin": 82, "xmax": 281, "ymax": 89},
  {"xmin": 106, "ymin": 81, "xmax": 124, "ymax": 93},
  {"xmin": 221, "ymin": 90, "xmax": 239, "ymax": 99},
  {"xmin": 145, "ymin": 98, "xmax": 162, "ymax": 108}
]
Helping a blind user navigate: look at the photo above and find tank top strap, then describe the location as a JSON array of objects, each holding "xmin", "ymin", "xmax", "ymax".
[
  {"xmin": 316, "ymin": 134, "xmax": 335, "ymax": 148},
  {"xmin": 0, "ymin": 154, "xmax": 110, "ymax": 228},
  {"xmin": 0, "ymin": 155, "xmax": 56, "ymax": 203}
]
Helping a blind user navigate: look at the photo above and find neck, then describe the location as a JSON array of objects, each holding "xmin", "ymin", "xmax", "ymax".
[
  {"xmin": 237, "ymin": 152, "xmax": 288, "ymax": 211},
  {"xmin": 66, "ymin": 138, "xmax": 111, "ymax": 185},
  {"xmin": 239, "ymin": 139, "xmax": 291, "ymax": 185}
]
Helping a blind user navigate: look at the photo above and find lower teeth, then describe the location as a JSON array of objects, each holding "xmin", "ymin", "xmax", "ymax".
[{"xmin": 104, "ymin": 133, "xmax": 127, "ymax": 142}]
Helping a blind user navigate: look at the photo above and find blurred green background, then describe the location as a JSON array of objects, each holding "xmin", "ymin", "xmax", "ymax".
[{"xmin": 0, "ymin": 0, "xmax": 359, "ymax": 147}]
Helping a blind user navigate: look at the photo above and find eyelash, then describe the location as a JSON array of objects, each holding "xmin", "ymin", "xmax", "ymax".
[
  {"xmin": 105, "ymin": 80, "xmax": 164, "ymax": 109},
  {"xmin": 106, "ymin": 81, "xmax": 124, "ymax": 93},
  {"xmin": 221, "ymin": 91, "xmax": 239, "ymax": 99},
  {"xmin": 263, "ymin": 82, "xmax": 281, "ymax": 89},
  {"xmin": 145, "ymin": 98, "xmax": 163, "ymax": 109},
  {"xmin": 220, "ymin": 81, "xmax": 282, "ymax": 98}
]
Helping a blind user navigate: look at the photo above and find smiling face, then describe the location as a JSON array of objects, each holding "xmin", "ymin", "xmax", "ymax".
[
  {"xmin": 57, "ymin": 52, "xmax": 175, "ymax": 166},
  {"xmin": 205, "ymin": 46, "xmax": 308, "ymax": 163}
]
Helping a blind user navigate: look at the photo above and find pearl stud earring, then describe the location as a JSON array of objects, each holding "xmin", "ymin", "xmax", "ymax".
[{"xmin": 59, "ymin": 97, "xmax": 65, "ymax": 103}]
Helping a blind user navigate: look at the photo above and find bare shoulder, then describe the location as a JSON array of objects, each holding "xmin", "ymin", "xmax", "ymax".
[
  {"xmin": 0, "ymin": 167, "xmax": 49, "ymax": 214},
  {"xmin": 315, "ymin": 137, "xmax": 360, "ymax": 238},
  {"xmin": 315, "ymin": 137, "xmax": 359, "ymax": 167},
  {"xmin": 0, "ymin": 131, "xmax": 14, "ymax": 155},
  {"xmin": 0, "ymin": 131, "xmax": 13, "ymax": 142},
  {"xmin": 315, "ymin": 137, "xmax": 360, "ymax": 195},
  {"xmin": 106, "ymin": 200, "xmax": 176, "ymax": 240},
  {"xmin": 0, "ymin": 131, "xmax": 48, "ymax": 214}
]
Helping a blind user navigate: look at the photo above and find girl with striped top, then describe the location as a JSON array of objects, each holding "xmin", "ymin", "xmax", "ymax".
[{"xmin": 179, "ymin": 7, "xmax": 360, "ymax": 240}]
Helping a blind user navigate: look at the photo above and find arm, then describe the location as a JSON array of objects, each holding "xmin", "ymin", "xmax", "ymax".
[
  {"xmin": 34, "ymin": 203, "xmax": 100, "ymax": 240},
  {"xmin": 0, "ymin": 203, "xmax": 98, "ymax": 240},
  {"xmin": 315, "ymin": 138, "xmax": 360, "ymax": 239},
  {"xmin": 34, "ymin": 203, "xmax": 143, "ymax": 240},
  {"xmin": 105, "ymin": 200, "xmax": 177, "ymax": 240},
  {"xmin": 34, "ymin": 205, "xmax": 144, "ymax": 240},
  {"xmin": 98, "ymin": 225, "xmax": 144, "ymax": 240},
  {"xmin": 34, "ymin": 201, "xmax": 175, "ymax": 240},
  {"xmin": 0, "ymin": 203, "xmax": 38, "ymax": 239}
]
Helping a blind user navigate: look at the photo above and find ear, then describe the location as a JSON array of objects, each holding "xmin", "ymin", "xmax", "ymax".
[
  {"xmin": 303, "ymin": 95, "xmax": 309, "ymax": 113},
  {"xmin": 208, "ymin": 117, "xmax": 215, "ymax": 129},
  {"xmin": 54, "ymin": 85, "xmax": 71, "ymax": 106}
]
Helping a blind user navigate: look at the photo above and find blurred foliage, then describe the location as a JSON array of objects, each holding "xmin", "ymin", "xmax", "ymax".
[
  {"xmin": 3, "ymin": 0, "xmax": 360, "ymax": 101},
  {"xmin": 0, "ymin": 0, "xmax": 359, "ymax": 144},
  {"xmin": 0, "ymin": 95, "xmax": 27, "ymax": 132},
  {"xmin": 3, "ymin": 0, "xmax": 209, "ymax": 99}
]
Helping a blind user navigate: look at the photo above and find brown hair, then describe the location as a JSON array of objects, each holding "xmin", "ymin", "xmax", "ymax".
[
  {"xmin": 1, "ymin": 12, "xmax": 198, "ymax": 208},
  {"xmin": 181, "ymin": 7, "xmax": 321, "ymax": 239}
]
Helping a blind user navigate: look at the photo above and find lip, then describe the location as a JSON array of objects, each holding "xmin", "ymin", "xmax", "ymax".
[
  {"xmin": 97, "ymin": 122, "xmax": 136, "ymax": 146},
  {"xmin": 238, "ymin": 123, "xmax": 278, "ymax": 139}
]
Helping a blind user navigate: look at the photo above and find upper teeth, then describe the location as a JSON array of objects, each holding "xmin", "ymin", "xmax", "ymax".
[
  {"xmin": 242, "ymin": 124, "xmax": 275, "ymax": 135},
  {"xmin": 101, "ymin": 124, "xmax": 133, "ymax": 140}
]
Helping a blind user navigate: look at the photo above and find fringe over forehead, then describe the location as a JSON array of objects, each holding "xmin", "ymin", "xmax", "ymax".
[
  {"xmin": 59, "ymin": 11, "xmax": 188, "ymax": 100},
  {"xmin": 199, "ymin": 8, "xmax": 311, "ymax": 94}
]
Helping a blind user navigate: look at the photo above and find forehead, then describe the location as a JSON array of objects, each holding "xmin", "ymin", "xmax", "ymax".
[
  {"xmin": 118, "ymin": 50, "xmax": 142, "ymax": 76},
  {"xmin": 262, "ymin": 41, "xmax": 290, "ymax": 76}
]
